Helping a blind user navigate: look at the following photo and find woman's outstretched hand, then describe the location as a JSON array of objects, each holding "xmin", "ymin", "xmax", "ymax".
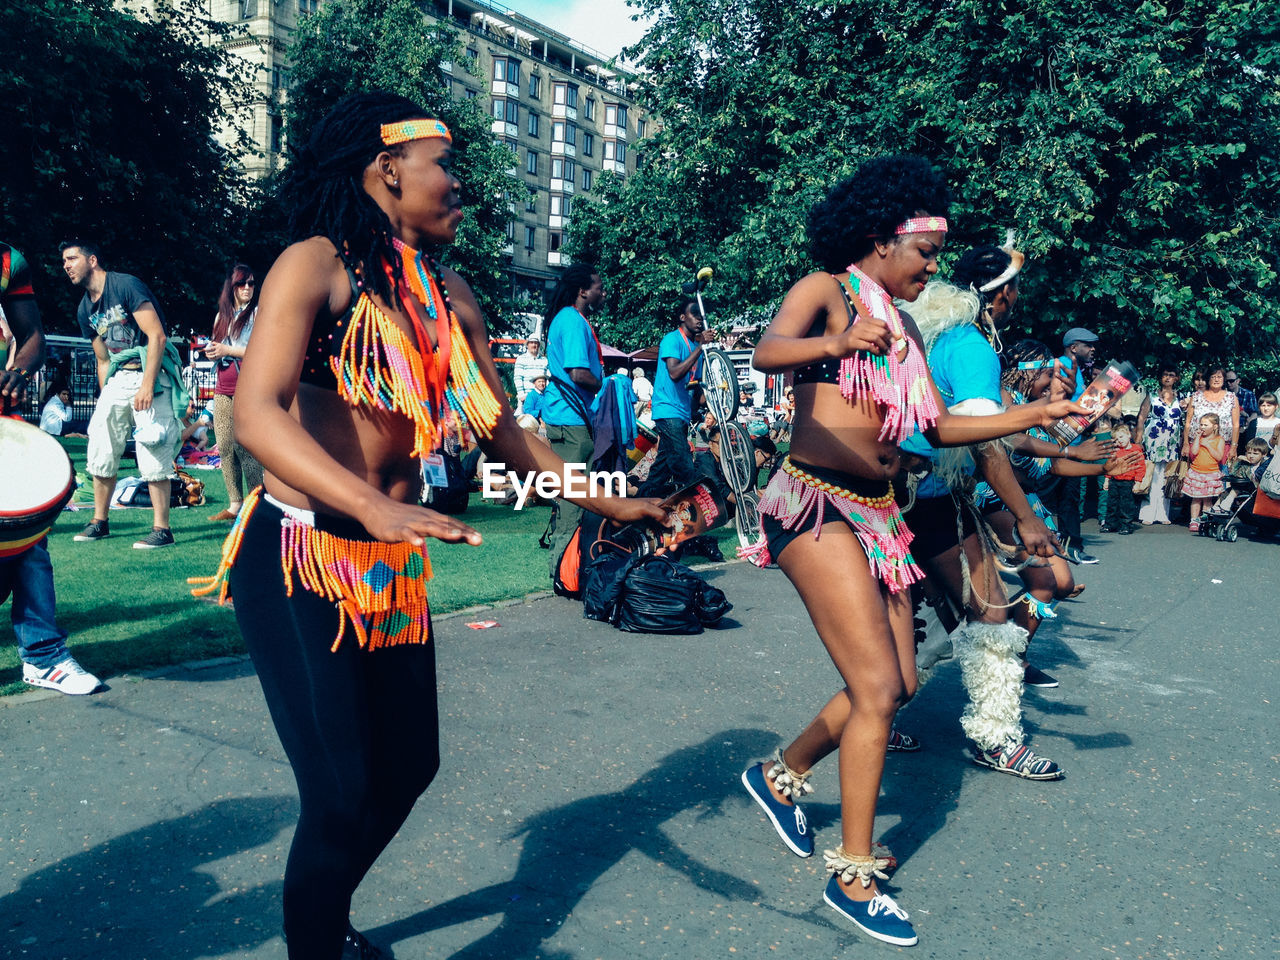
[{"xmin": 363, "ymin": 499, "xmax": 483, "ymax": 547}]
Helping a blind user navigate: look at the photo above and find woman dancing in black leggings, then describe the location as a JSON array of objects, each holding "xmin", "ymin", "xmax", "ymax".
[{"xmin": 193, "ymin": 91, "xmax": 662, "ymax": 960}]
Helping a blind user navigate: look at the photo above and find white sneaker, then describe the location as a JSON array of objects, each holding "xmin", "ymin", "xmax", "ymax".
[{"xmin": 23, "ymin": 657, "xmax": 102, "ymax": 695}]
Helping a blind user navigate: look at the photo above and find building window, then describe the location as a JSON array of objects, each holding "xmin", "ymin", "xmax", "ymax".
[
  {"xmin": 528, "ymin": 74, "xmax": 541, "ymax": 98},
  {"xmin": 527, "ymin": 112, "xmax": 540, "ymax": 137},
  {"xmin": 272, "ymin": 66, "xmax": 290, "ymax": 92},
  {"xmin": 552, "ymin": 121, "xmax": 576, "ymax": 146},
  {"xmin": 526, "ymin": 151, "xmax": 538, "ymax": 175},
  {"xmin": 505, "ymin": 220, "xmax": 516, "ymax": 241},
  {"xmin": 239, "ymin": 0, "xmax": 257, "ymax": 18},
  {"xmin": 551, "ymin": 157, "xmax": 575, "ymax": 180},
  {"xmin": 492, "ymin": 58, "xmax": 520, "ymax": 85},
  {"xmin": 526, "ymin": 189, "xmax": 538, "ymax": 212},
  {"xmin": 636, "ymin": 117, "xmax": 647, "ymax": 138},
  {"xmin": 603, "ymin": 141, "xmax": 626, "ymax": 162},
  {"xmin": 605, "ymin": 104, "xmax": 628, "ymax": 127},
  {"xmin": 583, "ymin": 98, "xmax": 596, "ymax": 120},
  {"xmin": 553, "ymin": 83, "xmax": 578, "ymax": 108},
  {"xmin": 525, "ymin": 226, "xmax": 536, "ymax": 250},
  {"xmin": 443, "ymin": 76, "xmax": 453, "ymax": 94},
  {"xmin": 549, "ymin": 232, "xmax": 562, "ymax": 253},
  {"xmin": 492, "ymin": 99, "xmax": 518, "ymax": 124},
  {"xmin": 465, "ymin": 88, "xmax": 477, "ymax": 100},
  {"xmin": 582, "ymin": 169, "xmax": 592, "ymax": 191},
  {"xmin": 270, "ymin": 113, "xmax": 283, "ymax": 152},
  {"xmin": 297, "ymin": 0, "xmax": 316, "ymax": 13},
  {"xmin": 467, "ymin": 47, "xmax": 478, "ymax": 61},
  {"xmin": 550, "ymin": 195, "xmax": 572, "ymax": 217},
  {"xmin": 581, "ymin": 133, "xmax": 593, "ymax": 157}
]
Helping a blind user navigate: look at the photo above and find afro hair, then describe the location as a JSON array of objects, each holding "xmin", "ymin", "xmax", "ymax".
[
  {"xmin": 952, "ymin": 245, "xmax": 1014, "ymax": 293},
  {"xmin": 806, "ymin": 155, "xmax": 950, "ymax": 273}
]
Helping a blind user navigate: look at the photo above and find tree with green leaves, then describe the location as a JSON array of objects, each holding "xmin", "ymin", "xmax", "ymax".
[
  {"xmin": 282, "ymin": 0, "xmax": 522, "ymax": 329},
  {"xmin": 568, "ymin": 0, "xmax": 1280, "ymax": 379},
  {"xmin": 0, "ymin": 0, "xmax": 256, "ymax": 336}
]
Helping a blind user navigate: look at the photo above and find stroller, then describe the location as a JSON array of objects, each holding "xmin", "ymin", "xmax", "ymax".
[{"xmin": 1198, "ymin": 474, "xmax": 1260, "ymax": 542}]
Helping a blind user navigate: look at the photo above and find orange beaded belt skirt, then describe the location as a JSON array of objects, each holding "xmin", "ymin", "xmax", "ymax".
[{"xmin": 189, "ymin": 487, "xmax": 433, "ymax": 651}]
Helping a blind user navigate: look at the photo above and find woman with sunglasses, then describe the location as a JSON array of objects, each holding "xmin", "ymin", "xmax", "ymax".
[{"xmin": 203, "ymin": 263, "xmax": 263, "ymax": 521}]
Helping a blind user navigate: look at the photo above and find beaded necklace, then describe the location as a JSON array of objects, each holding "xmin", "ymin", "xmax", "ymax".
[
  {"xmin": 836, "ymin": 266, "xmax": 940, "ymax": 444},
  {"xmin": 332, "ymin": 240, "xmax": 501, "ymax": 457}
]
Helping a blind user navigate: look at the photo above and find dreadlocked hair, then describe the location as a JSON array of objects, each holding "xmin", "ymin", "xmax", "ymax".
[
  {"xmin": 953, "ymin": 245, "xmax": 1014, "ymax": 305},
  {"xmin": 806, "ymin": 155, "xmax": 950, "ymax": 272},
  {"xmin": 1001, "ymin": 339, "xmax": 1055, "ymax": 398},
  {"xmin": 545, "ymin": 262, "xmax": 599, "ymax": 327},
  {"xmin": 280, "ymin": 90, "xmax": 431, "ymax": 309}
]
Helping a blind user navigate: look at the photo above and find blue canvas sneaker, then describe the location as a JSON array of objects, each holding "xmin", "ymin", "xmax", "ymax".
[
  {"xmin": 741, "ymin": 761, "xmax": 812, "ymax": 857},
  {"xmin": 823, "ymin": 874, "xmax": 918, "ymax": 946}
]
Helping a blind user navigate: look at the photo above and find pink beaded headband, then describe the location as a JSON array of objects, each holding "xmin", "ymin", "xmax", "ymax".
[
  {"xmin": 894, "ymin": 216, "xmax": 948, "ymax": 235},
  {"xmin": 380, "ymin": 119, "xmax": 452, "ymax": 146}
]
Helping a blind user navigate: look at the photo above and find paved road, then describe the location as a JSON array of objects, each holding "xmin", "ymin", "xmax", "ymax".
[{"xmin": 1, "ymin": 521, "xmax": 1275, "ymax": 959}]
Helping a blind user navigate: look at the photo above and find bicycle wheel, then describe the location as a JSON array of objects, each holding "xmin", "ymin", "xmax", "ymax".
[
  {"xmin": 700, "ymin": 347, "xmax": 739, "ymax": 423},
  {"xmin": 735, "ymin": 490, "xmax": 764, "ymax": 550},
  {"xmin": 719, "ymin": 420, "xmax": 756, "ymax": 496}
]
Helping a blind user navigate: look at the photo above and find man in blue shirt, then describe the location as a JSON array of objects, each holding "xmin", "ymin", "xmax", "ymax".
[
  {"xmin": 1045, "ymin": 327, "xmax": 1100, "ymax": 564},
  {"xmin": 644, "ymin": 298, "xmax": 708, "ymax": 497},
  {"xmin": 542, "ymin": 264, "xmax": 605, "ymax": 573}
]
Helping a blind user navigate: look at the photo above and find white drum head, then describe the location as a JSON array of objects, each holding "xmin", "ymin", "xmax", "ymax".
[{"xmin": 0, "ymin": 418, "xmax": 75, "ymax": 516}]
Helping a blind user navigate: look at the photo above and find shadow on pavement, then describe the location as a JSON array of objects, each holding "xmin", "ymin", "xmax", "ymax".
[
  {"xmin": 1, "ymin": 796, "xmax": 295, "ymax": 960},
  {"xmin": 371, "ymin": 728, "xmax": 777, "ymax": 960}
]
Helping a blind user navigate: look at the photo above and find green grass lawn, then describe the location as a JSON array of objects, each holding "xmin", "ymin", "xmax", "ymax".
[{"xmin": 2, "ymin": 439, "xmax": 742, "ymax": 695}]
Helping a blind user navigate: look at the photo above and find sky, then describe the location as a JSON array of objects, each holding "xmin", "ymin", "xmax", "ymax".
[{"xmin": 507, "ymin": 0, "xmax": 654, "ymax": 61}]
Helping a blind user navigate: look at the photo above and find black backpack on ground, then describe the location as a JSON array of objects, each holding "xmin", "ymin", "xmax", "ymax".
[{"xmin": 581, "ymin": 547, "xmax": 732, "ymax": 634}]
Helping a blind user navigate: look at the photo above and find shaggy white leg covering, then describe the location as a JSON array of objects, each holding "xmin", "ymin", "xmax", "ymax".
[{"xmin": 954, "ymin": 620, "xmax": 1029, "ymax": 750}]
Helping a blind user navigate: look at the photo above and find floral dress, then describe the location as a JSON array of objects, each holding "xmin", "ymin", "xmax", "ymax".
[{"xmin": 1143, "ymin": 391, "xmax": 1184, "ymax": 464}]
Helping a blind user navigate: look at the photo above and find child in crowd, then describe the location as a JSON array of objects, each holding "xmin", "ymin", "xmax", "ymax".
[
  {"xmin": 1101, "ymin": 416, "xmax": 1147, "ymax": 534},
  {"xmin": 1209, "ymin": 437, "xmax": 1271, "ymax": 515},
  {"xmin": 1253, "ymin": 393, "xmax": 1278, "ymax": 448},
  {"xmin": 1185, "ymin": 412, "xmax": 1228, "ymax": 532}
]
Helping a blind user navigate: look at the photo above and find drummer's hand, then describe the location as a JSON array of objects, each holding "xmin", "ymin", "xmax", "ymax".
[
  {"xmin": 0, "ymin": 368, "xmax": 29, "ymax": 406},
  {"xmin": 361, "ymin": 498, "xmax": 482, "ymax": 547},
  {"xmin": 132, "ymin": 385, "xmax": 154, "ymax": 411},
  {"xmin": 837, "ymin": 315, "xmax": 892, "ymax": 356},
  {"xmin": 596, "ymin": 496, "xmax": 671, "ymax": 527},
  {"xmin": 1015, "ymin": 513, "xmax": 1059, "ymax": 558}
]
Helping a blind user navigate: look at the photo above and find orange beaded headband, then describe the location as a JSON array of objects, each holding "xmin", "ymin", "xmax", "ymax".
[{"xmin": 380, "ymin": 119, "xmax": 452, "ymax": 146}]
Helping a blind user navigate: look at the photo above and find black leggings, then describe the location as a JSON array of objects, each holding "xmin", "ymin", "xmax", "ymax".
[{"xmin": 229, "ymin": 498, "xmax": 440, "ymax": 960}]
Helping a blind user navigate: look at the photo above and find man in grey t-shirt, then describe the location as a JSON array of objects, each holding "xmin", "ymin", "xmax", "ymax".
[{"xmin": 63, "ymin": 241, "xmax": 181, "ymax": 549}]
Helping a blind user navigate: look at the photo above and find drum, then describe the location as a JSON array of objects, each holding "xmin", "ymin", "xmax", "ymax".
[
  {"xmin": 0, "ymin": 418, "xmax": 76, "ymax": 557},
  {"xmin": 628, "ymin": 421, "xmax": 659, "ymax": 465}
]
